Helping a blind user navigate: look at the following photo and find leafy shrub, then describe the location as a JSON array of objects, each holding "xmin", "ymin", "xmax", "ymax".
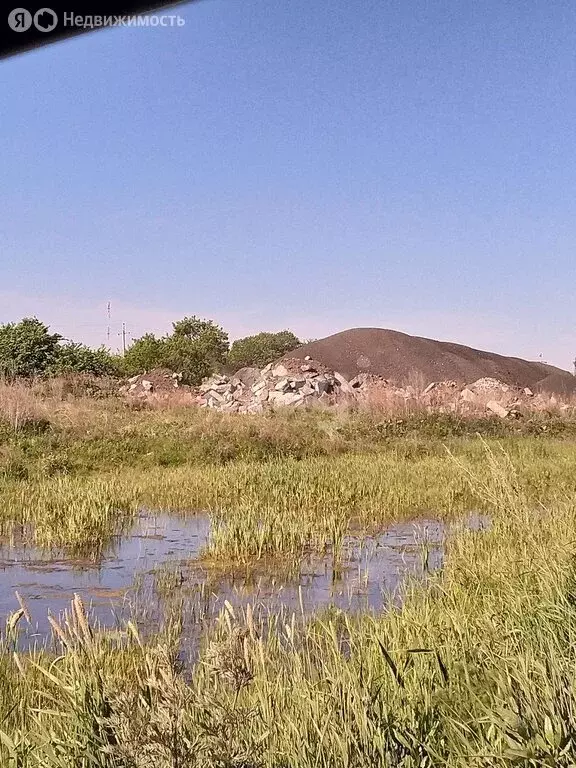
[
  {"xmin": 0, "ymin": 317, "xmax": 120, "ymax": 381},
  {"xmin": 48, "ymin": 342, "xmax": 121, "ymax": 377},
  {"xmin": 122, "ymin": 316, "xmax": 229, "ymax": 385},
  {"xmin": 47, "ymin": 341, "xmax": 119, "ymax": 376},
  {"xmin": 121, "ymin": 333, "xmax": 165, "ymax": 376},
  {"xmin": 227, "ymin": 330, "xmax": 301, "ymax": 371},
  {"xmin": 0, "ymin": 317, "xmax": 61, "ymax": 379}
]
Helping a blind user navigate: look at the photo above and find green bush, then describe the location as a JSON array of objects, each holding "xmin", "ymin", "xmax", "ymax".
[
  {"xmin": 122, "ymin": 316, "xmax": 229, "ymax": 384},
  {"xmin": 0, "ymin": 317, "xmax": 61, "ymax": 379},
  {"xmin": 0, "ymin": 317, "xmax": 120, "ymax": 380},
  {"xmin": 227, "ymin": 330, "xmax": 301, "ymax": 371},
  {"xmin": 48, "ymin": 342, "xmax": 121, "ymax": 377},
  {"xmin": 120, "ymin": 333, "xmax": 165, "ymax": 376}
]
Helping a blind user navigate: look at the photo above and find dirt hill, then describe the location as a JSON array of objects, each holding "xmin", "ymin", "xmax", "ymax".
[{"xmin": 283, "ymin": 328, "xmax": 576, "ymax": 394}]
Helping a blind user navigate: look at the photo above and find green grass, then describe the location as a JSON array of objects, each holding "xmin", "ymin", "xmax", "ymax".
[
  {"xmin": 2, "ymin": 394, "xmax": 576, "ymax": 481},
  {"xmin": 0, "ymin": 442, "xmax": 563, "ymax": 545},
  {"xmin": 4, "ymin": 395, "xmax": 576, "ymax": 762},
  {"xmin": 3, "ymin": 450, "xmax": 576, "ymax": 765},
  {"xmin": 2, "ymin": 427, "xmax": 576, "ymax": 558}
]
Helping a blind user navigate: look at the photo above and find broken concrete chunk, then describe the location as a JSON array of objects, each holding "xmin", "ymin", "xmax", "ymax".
[
  {"xmin": 271, "ymin": 364, "xmax": 289, "ymax": 378},
  {"xmin": 277, "ymin": 392, "xmax": 304, "ymax": 406},
  {"xmin": 209, "ymin": 384, "xmax": 230, "ymax": 394},
  {"xmin": 333, "ymin": 371, "xmax": 354, "ymax": 394},
  {"xmin": 231, "ymin": 367, "xmax": 261, "ymax": 388},
  {"xmin": 299, "ymin": 383, "xmax": 315, "ymax": 397},
  {"xmin": 486, "ymin": 400, "xmax": 509, "ymax": 418},
  {"xmin": 199, "ymin": 377, "xmax": 230, "ymax": 393},
  {"xmin": 314, "ymin": 379, "xmax": 332, "ymax": 395}
]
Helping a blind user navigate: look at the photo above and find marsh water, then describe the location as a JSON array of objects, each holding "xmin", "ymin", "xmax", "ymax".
[{"xmin": 0, "ymin": 512, "xmax": 488, "ymax": 650}]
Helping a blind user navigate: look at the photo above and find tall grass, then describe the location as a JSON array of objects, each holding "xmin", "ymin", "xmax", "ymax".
[
  {"xmin": 0, "ymin": 477, "xmax": 139, "ymax": 554},
  {"xmin": 2, "ymin": 381, "xmax": 576, "ymax": 483},
  {"xmin": 0, "ymin": 382, "xmax": 50, "ymax": 433},
  {"xmin": 5, "ymin": 385, "xmax": 576, "ymax": 762},
  {"xmin": 3, "ymin": 450, "xmax": 576, "ymax": 764},
  {"xmin": 2, "ymin": 437, "xmax": 576, "ymax": 558}
]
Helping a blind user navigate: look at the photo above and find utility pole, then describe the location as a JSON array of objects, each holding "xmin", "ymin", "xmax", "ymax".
[
  {"xmin": 106, "ymin": 301, "xmax": 111, "ymax": 345},
  {"xmin": 121, "ymin": 322, "xmax": 127, "ymax": 354}
]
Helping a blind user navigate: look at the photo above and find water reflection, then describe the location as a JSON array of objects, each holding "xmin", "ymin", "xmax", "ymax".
[{"xmin": 0, "ymin": 512, "xmax": 488, "ymax": 648}]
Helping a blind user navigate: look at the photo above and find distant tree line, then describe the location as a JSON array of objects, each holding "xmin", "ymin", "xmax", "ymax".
[{"xmin": 0, "ymin": 316, "xmax": 301, "ymax": 385}]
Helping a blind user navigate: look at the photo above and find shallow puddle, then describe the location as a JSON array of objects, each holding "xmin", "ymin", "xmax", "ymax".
[{"xmin": 0, "ymin": 512, "xmax": 488, "ymax": 649}]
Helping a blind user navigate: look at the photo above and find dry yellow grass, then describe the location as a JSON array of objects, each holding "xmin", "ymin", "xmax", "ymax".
[
  {"xmin": 0, "ymin": 381, "xmax": 51, "ymax": 431},
  {"xmin": 1, "ymin": 376, "xmax": 575, "ymax": 434}
]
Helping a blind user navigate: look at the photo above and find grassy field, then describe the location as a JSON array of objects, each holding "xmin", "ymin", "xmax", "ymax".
[
  {"xmin": 1, "ymin": 413, "xmax": 576, "ymax": 560},
  {"xmin": 2, "ymin": 381, "xmax": 576, "ymax": 478},
  {"xmin": 2, "ymin": 384, "xmax": 576, "ymax": 764},
  {"xmin": 2, "ymin": 450, "xmax": 576, "ymax": 765},
  {"xmin": 1, "ymin": 382, "xmax": 576, "ymax": 556}
]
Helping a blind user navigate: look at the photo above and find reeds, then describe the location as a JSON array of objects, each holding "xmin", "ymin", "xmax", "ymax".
[
  {"xmin": 2, "ymin": 436, "xmax": 576, "ymax": 559},
  {"xmin": 1, "ymin": 449, "xmax": 576, "ymax": 764},
  {"xmin": 3, "ymin": 383, "xmax": 576, "ymax": 761},
  {"xmin": 0, "ymin": 511, "xmax": 574, "ymax": 763}
]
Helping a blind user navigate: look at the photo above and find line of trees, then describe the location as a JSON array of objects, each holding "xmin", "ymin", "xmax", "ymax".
[{"xmin": 0, "ymin": 316, "xmax": 302, "ymax": 385}]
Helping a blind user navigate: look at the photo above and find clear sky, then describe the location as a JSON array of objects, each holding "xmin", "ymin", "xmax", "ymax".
[{"xmin": 2, "ymin": 0, "xmax": 575, "ymax": 368}]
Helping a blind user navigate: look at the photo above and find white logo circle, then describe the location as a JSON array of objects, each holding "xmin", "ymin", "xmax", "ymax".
[
  {"xmin": 8, "ymin": 8, "xmax": 32, "ymax": 31},
  {"xmin": 33, "ymin": 7, "xmax": 57, "ymax": 32}
]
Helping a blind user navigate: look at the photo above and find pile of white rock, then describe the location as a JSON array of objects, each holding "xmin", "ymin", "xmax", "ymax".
[
  {"xmin": 196, "ymin": 357, "xmax": 355, "ymax": 414},
  {"xmin": 122, "ymin": 364, "xmax": 570, "ymax": 419}
]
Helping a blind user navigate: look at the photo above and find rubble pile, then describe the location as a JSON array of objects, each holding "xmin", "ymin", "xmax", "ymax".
[
  {"xmin": 195, "ymin": 357, "xmax": 356, "ymax": 414},
  {"xmin": 348, "ymin": 373, "xmax": 418, "ymax": 402},
  {"xmin": 454, "ymin": 377, "xmax": 534, "ymax": 418},
  {"xmin": 120, "ymin": 369, "xmax": 189, "ymax": 399},
  {"xmin": 120, "ymin": 364, "xmax": 574, "ymax": 419},
  {"xmin": 283, "ymin": 327, "xmax": 576, "ymax": 394}
]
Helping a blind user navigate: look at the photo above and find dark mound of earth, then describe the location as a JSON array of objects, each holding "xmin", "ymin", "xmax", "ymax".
[
  {"xmin": 535, "ymin": 373, "xmax": 576, "ymax": 396},
  {"xmin": 283, "ymin": 328, "xmax": 575, "ymax": 393}
]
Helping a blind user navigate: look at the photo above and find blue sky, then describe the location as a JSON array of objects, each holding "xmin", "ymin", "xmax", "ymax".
[{"xmin": 2, "ymin": 0, "xmax": 575, "ymax": 367}]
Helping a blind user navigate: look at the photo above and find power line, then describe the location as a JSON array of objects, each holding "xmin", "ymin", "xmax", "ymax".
[{"xmin": 117, "ymin": 322, "xmax": 132, "ymax": 354}]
